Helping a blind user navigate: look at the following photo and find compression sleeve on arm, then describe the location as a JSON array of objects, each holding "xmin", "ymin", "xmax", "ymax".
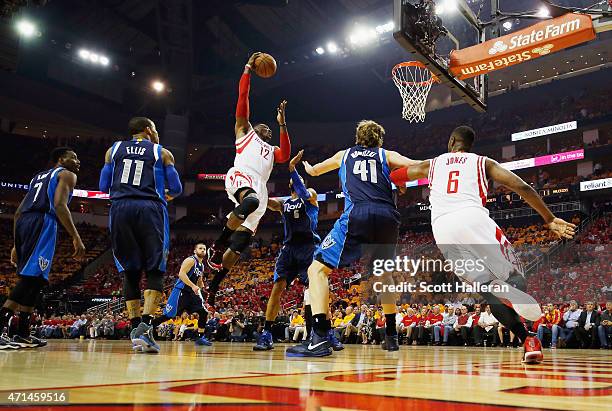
[
  {"xmin": 273, "ymin": 129, "xmax": 291, "ymax": 163},
  {"xmin": 236, "ymin": 72, "xmax": 251, "ymax": 119},
  {"xmin": 290, "ymin": 170, "xmax": 310, "ymax": 200},
  {"xmin": 99, "ymin": 163, "xmax": 113, "ymax": 193},
  {"xmin": 165, "ymin": 165, "xmax": 183, "ymax": 198},
  {"xmin": 390, "ymin": 167, "xmax": 410, "ymax": 187}
]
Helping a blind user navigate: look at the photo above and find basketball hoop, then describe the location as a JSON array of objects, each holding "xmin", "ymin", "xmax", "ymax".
[{"xmin": 392, "ymin": 61, "xmax": 438, "ymax": 123}]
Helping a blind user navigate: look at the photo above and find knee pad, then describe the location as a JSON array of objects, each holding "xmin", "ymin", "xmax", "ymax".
[
  {"xmin": 145, "ymin": 270, "xmax": 164, "ymax": 292},
  {"xmin": 123, "ymin": 271, "xmax": 141, "ymax": 301},
  {"xmin": 228, "ymin": 230, "xmax": 252, "ymax": 254},
  {"xmin": 232, "ymin": 193, "xmax": 259, "ymax": 220}
]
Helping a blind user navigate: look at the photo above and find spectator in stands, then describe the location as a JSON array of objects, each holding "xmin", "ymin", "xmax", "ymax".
[
  {"xmin": 69, "ymin": 315, "xmax": 87, "ymax": 339},
  {"xmin": 427, "ymin": 306, "xmax": 444, "ymax": 345},
  {"xmin": 358, "ymin": 308, "xmax": 374, "ymax": 344},
  {"xmin": 101, "ymin": 314, "xmax": 114, "ymax": 339},
  {"xmin": 598, "ymin": 301, "xmax": 612, "ymax": 349},
  {"xmin": 334, "ymin": 306, "xmax": 355, "ymax": 342},
  {"xmin": 399, "ymin": 308, "xmax": 418, "ymax": 345},
  {"xmin": 560, "ymin": 300, "xmax": 582, "ymax": 347},
  {"xmin": 229, "ymin": 313, "xmax": 246, "ymax": 342},
  {"xmin": 575, "ymin": 301, "xmax": 600, "ymax": 349},
  {"xmin": 536, "ymin": 303, "xmax": 562, "ymax": 348},
  {"xmin": 89, "ymin": 316, "xmax": 102, "ymax": 339},
  {"xmin": 375, "ymin": 308, "xmax": 386, "ymax": 344},
  {"xmin": 205, "ymin": 312, "xmax": 220, "ymax": 340},
  {"xmin": 454, "ymin": 306, "xmax": 472, "ymax": 346},
  {"xmin": 344, "ymin": 305, "xmax": 366, "ymax": 343},
  {"xmin": 474, "ymin": 305, "xmax": 499, "ymax": 347},
  {"xmin": 285, "ymin": 310, "xmax": 306, "ymax": 342},
  {"xmin": 439, "ymin": 307, "xmax": 458, "ymax": 346},
  {"xmin": 415, "ymin": 307, "xmax": 430, "ymax": 345}
]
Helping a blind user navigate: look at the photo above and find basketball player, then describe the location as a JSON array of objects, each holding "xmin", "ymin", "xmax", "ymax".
[
  {"xmin": 286, "ymin": 120, "xmax": 418, "ymax": 357},
  {"xmin": 0, "ymin": 148, "xmax": 86, "ymax": 350},
  {"xmin": 253, "ymin": 150, "xmax": 343, "ymax": 351},
  {"xmin": 99, "ymin": 117, "xmax": 182, "ymax": 353},
  {"xmin": 390, "ymin": 126, "xmax": 576, "ymax": 363},
  {"xmin": 150, "ymin": 243, "xmax": 212, "ymax": 346},
  {"xmin": 205, "ymin": 52, "xmax": 291, "ymax": 306}
]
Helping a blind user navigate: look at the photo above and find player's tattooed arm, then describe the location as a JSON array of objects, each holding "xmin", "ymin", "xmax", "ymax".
[
  {"xmin": 485, "ymin": 158, "xmax": 576, "ymax": 239},
  {"xmin": 267, "ymin": 198, "xmax": 283, "ymax": 213},
  {"xmin": 302, "ymin": 150, "xmax": 345, "ymax": 176},
  {"xmin": 235, "ymin": 52, "xmax": 261, "ymax": 139},
  {"xmin": 55, "ymin": 171, "xmax": 86, "ymax": 259},
  {"xmin": 178, "ymin": 257, "xmax": 199, "ymax": 293}
]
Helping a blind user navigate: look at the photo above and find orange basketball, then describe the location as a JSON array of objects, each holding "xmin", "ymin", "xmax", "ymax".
[{"xmin": 253, "ymin": 53, "xmax": 277, "ymax": 78}]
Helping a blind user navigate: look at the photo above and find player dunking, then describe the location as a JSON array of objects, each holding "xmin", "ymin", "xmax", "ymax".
[
  {"xmin": 99, "ymin": 117, "xmax": 183, "ymax": 353},
  {"xmin": 0, "ymin": 148, "xmax": 85, "ymax": 350},
  {"xmin": 390, "ymin": 126, "xmax": 576, "ymax": 363},
  {"xmin": 151, "ymin": 243, "xmax": 212, "ymax": 346},
  {"xmin": 205, "ymin": 52, "xmax": 291, "ymax": 306},
  {"xmin": 287, "ymin": 121, "xmax": 417, "ymax": 357},
  {"xmin": 253, "ymin": 150, "xmax": 342, "ymax": 351}
]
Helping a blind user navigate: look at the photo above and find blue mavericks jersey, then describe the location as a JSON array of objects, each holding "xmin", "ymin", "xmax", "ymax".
[
  {"xmin": 340, "ymin": 146, "xmax": 395, "ymax": 208},
  {"xmin": 109, "ymin": 138, "xmax": 166, "ymax": 204},
  {"xmin": 281, "ymin": 197, "xmax": 320, "ymax": 245},
  {"xmin": 174, "ymin": 256, "xmax": 205, "ymax": 290},
  {"xmin": 21, "ymin": 167, "xmax": 72, "ymax": 217}
]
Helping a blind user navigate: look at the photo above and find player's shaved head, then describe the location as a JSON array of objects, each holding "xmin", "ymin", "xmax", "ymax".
[
  {"xmin": 128, "ymin": 117, "xmax": 155, "ymax": 137},
  {"xmin": 449, "ymin": 125, "xmax": 475, "ymax": 152},
  {"xmin": 355, "ymin": 120, "xmax": 385, "ymax": 148}
]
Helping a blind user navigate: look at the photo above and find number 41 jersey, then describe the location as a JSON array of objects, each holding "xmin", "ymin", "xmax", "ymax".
[
  {"xmin": 340, "ymin": 145, "xmax": 395, "ymax": 208},
  {"xmin": 428, "ymin": 152, "xmax": 489, "ymax": 223},
  {"xmin": 109, "ymin": 138, "xmax": 166, "ymax": 204}
]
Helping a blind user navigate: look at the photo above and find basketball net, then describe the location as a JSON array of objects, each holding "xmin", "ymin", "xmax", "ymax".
[{"xmin": 392, "ymin": 61, "xmax": 437, "ymax": 123}]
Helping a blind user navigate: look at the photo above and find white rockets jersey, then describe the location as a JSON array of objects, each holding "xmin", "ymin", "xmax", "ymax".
[
  {"xmin": 428, "ymin": 152, "xmax": 489, "ymax": 223},
  {"xmin": 233, "ymin": 128, "xmax": 275, "ymax": 182}
]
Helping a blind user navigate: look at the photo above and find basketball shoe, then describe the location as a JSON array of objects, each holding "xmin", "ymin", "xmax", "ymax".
[
  {"xmin": 286, "ymin": 331, "xmax": 332, "ymax": 357},
  {"xmin": 522, "ymin": 335, "xmax": 543, "ymax": 364},
  {"xmin": 11, "ymin": 335, "xmax": 38, "ymax": 348},
  {"xmin": 327, "ymin": 329, "xmax": 344, "ymax": 351},
  {"xmin": 195, "ymin": 335, "xmax": 213, "ymax": 346},
  {"xmin": 0, "ymin": 334, "xmax": 20, "ymax": 350},
  {"xmin": 253, "ymin": 330, "xmax": 274, "ymax": 351},
  {"xmin": 131, "ymin": 322, "xmax": 160, "ymax": 353},
  {"xmin": 381, "ymin": 335, "xmax": 400, "ymax": 351},
  {"xmin": 206, "ymin": 246, "xmax": 223, "ymax": 271}
]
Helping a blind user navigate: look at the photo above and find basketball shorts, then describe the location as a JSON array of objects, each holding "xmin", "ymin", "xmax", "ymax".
[
  {"xmin": 432, "ymin": 207, "xmax": 523, "ymax": 284},
  {"xmin": 315, "ymin": 203, "xmax": 400, "ymax": 269},
  {"xmin": 110, "ymin": 199, "xmax": 169, "ymax": 273},
  {"xmin": 225, "ymin": 166, "xmax": 268, "ymax": 232},
  {"xmin": 163, "ymin": 286, "xmax": 204, "ymax": 318},
  {"xmin": 274, "ymin": 243, "xmax": 316, "ymax": 288},
  {"xmin": 15, "ymin": 212, "xmax": 57, "ymax": 281}
]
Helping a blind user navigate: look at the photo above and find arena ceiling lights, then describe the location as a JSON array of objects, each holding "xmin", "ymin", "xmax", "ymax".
[
  {"xmin": 313, "ymin": 20, "xmax": 394, "ymax": 56},
  {"xmin": 78, "ymin": 48, "xmax": 110, "ymax": 67},
  {"xmin": 15, "ymin": 19, "xmax": 39, "ymax": 38}
]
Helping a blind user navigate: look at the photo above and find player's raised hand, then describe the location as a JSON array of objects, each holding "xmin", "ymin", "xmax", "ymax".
[
  {"xmin": 72, "ymin": 236, "xmax": 86, "ymax": 259},
  {"xmin": 289, "ymin": 149, "xmax": 304, "ymax": 172},
  {"xmin": 545, "ymin": 217, "xmax": 577, "ymax": 239},
  {"xmin": 10, "ymin": 246, "xmax": 17, "ymax": 267},
  {"xmin": 277, "ymin": 100, "xmax": 287, "ymax": 125},
  {"xmin": 302, "ymin": 161, "xmax": 315, "ymax": 176},
  {"xmin": 247, "ymin": 52, "xmax": 262, "ymax": 68}
]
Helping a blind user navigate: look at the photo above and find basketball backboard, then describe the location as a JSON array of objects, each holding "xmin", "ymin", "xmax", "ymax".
[{"xmin": 393, "ymin": 0, "xmax": 488, "ymax": 112}]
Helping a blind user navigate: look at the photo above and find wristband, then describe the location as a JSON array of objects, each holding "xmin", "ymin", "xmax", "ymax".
[{"xmin": 278, "ymin": 123, "xmax": 287, "ymax": 127}]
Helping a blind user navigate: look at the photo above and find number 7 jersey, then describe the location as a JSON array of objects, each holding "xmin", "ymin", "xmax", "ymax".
[
  {"xmin": 428, "ymin": 152, "xmax": 489, "ymax": 223},
  {"xmin": 109, "ymin": 138, "xmax": 167, "ymax": 204}
]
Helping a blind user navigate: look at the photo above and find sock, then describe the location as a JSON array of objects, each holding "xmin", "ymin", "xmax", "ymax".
[
  {"xmin": 304, "ymin": 305, "xmax": 313, "ymax": 340},
  {"xmin": 18, "ymin": 312, "xmax": 32, "ymax": 338},
  {"xmin": 130, "ymin": 317, "xmax": 141, "ymax": 330},
  {"xmin": 214, "ymin": 226, "xmax": 234, "ymax": 249},
  {"xmin": 484, "ymin": 293, "xmax": 529, "ymax": 343},
  {"xmin": 208, "ymin": 268, "xmax": 229, "ymax": 306},
  {"xmin": 385, "ymin": 314, "xmax": 397, "ymax": 336},
  {"xmin": 0, "ymin": 307, "xmax": 13, "ymax": 333},
  {"xmin": 152, "ymin": 315, "xmax": 171, "ymax": 329},
  {"xmin": 313, "ymin": 313, "xmax": 330, "ymax": 337},
  {"xmin": 264, "ymin": 320, "xmax": 274, "ymax": 332}
]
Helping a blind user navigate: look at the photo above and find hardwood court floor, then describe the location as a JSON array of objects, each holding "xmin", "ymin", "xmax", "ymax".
[{"xmin": 0, "ymin": 340, "xmax": 610, "ymax": 410}]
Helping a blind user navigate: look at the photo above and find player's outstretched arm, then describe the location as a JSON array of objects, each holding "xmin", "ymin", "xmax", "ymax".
[
  {"xmin": 99, "ymin": 147, "xmax": 113, "ymax": 193},
  {"xmin": 302, "ymin": 150, "xmax": 345, "ymax": 177},
  {"xmin": 178, "ymin": 257, "xmax": 198, "ymax": 293},
  {"xmin": 274, "ymin": 100, "xmax": 291, "ymax": 163},
  {"xmin": 55, "ymin": 171, "xmax": 86, "ymax": 259},
  {"xmin": 389, "ymin": 159, "xmax": 430, "ymax": 187},
  {"xmin": 162, "ymin": 148, "xmax": 182, "ymax": 200},
  {"xmin": 288, "ymin": 149, "xmax": 312, "ymax": 202},
  {"xmin": 485, "ymin": 158, "xmax": 576, "ymax": 239},
  {"xmin": 267, "ymin": 198, "xmax": 283, "ymax": 213},
  {"xmin": 235, "ymin": 52, "xmax": 261, "ymax": 139}
]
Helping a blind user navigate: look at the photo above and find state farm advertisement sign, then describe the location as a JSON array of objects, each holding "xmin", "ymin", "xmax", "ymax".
[{"xmin": 450, "ymin": 13, "xmax": 596, "ymax": 80}]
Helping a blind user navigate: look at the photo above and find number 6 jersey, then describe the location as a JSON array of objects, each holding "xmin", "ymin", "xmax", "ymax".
[
  {"xmin": 428, "ymin": 152, "xmax": 489, "ymax": 223},
  {"xmin": 109, "ymin": 138, "xmax": 167, "ymax": 204}
]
